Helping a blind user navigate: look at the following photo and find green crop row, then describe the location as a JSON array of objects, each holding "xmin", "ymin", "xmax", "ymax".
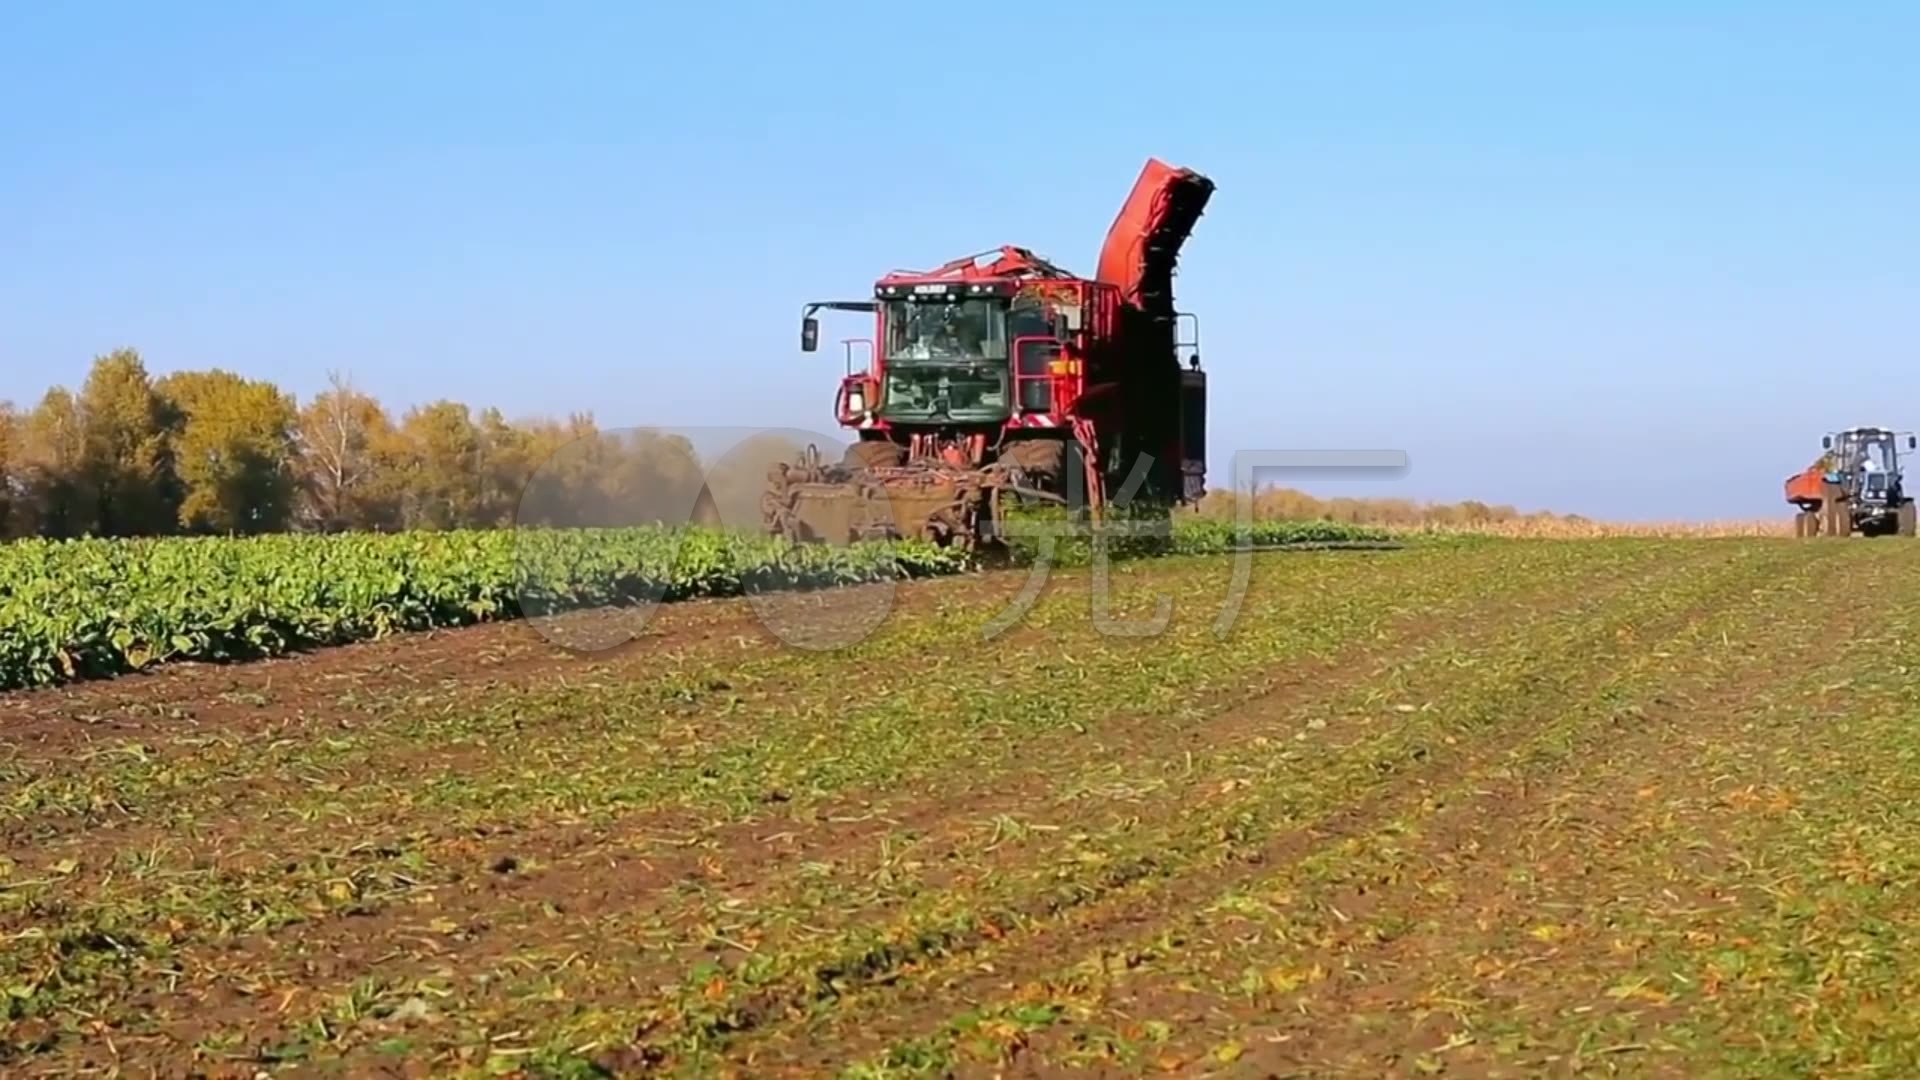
[
  {"xmin": 1171, "ymin": 515, "xmax": 1395, "ymax": 551},
  {"xmin": 1004, "ymin": 505, "xmax": 1393, "ymax": 564},
  {"xmin": 0, "ymin": 517, "xmax": 1389, "ymax": 692},
  {"xmin": 0, "ymin": 529, "xmax": 962, "ymax": 691}
]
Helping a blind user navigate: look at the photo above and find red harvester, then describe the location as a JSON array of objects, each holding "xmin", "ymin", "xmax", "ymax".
[{"xmin": 763, "ymin": 158, "xmax": 1215, "ymax": 550}]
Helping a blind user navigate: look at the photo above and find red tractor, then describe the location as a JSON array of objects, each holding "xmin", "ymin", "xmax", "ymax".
[{"xmin": 763, "ymin": 158, "xmax": 1215, "ymax": 549}]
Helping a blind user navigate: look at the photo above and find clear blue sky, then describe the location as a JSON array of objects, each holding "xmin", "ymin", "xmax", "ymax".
[{"xmin": 4, "ymin": 2, "xmax": 1915, "ymax": 520}]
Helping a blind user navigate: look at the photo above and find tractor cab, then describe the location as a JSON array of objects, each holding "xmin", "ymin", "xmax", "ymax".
[
  {"xmin": 870, "ymin": 280, "xmax": 1017, "ymax": 426},
  {"xmin": 799, "ymin": 249, "xmax": 1097, "ymax": 439},
  {"xmin": 1823, "ymin": 426, "xmax": 1916, "ymax": 506}
]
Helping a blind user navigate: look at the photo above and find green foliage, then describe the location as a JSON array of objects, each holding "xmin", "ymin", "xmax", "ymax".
[
  {"xmin": 1169, "ymin": 516, "xmax": 1393, "ymax": 552},
  {"xmin": 999, "ymin": 503, "xmax": 1169, "ymax": 566},
  {"xmin": 0, "ymin": 513, "xmax": 1390, "ymax": 691},
  {"xmin": 1003, "ymin": 505, "xmax": 1390, "ymax": 566},
  {"xmin": 0, "ymin": 528, "xmax": 964, "ymax": 691},
  {"xmin": 156, "ymin": 368, "xmax": 300, "ymax": 534},
  {"xmin": 75, "ymin": 348, "xmax": 177, "ymax": 537}
]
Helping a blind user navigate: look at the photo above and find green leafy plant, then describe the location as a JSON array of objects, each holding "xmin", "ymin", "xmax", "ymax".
[
  {"xmin": 0, "ymin": 528, "xmax": 963, "ymax": 690},
  {"xmin": 0, "ymin": 517, "xmax": 1389, "ymax": 691}
]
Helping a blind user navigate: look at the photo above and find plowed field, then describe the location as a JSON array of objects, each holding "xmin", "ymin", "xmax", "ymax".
[{"xmin": 6, "ymin": 538, "xmax": 1920, "ymax": 1077}]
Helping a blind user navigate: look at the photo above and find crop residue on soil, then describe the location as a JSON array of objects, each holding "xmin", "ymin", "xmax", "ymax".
[{"xmin": 5, "ymin": 538, "xmax": 1919, "ymax": 1076}]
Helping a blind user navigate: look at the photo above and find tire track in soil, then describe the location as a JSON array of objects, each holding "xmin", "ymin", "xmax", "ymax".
[
  {"xmin": 0, "ymin": 567, "xmax": 1067, "ymax": 762},
  {"xmin": 1261, "ymin": 560, "xmax": 1920, "ymax": 1077},
  {"xmin": 0, "ymin": 548, "xmax": 1461, "ymax": 887},
  {"xmin": 664, "ymin": 550, "xmax": 1797, "ymax": 1073},
  {"xmin": 0, "ymin": 591, "xmax": 773, "ymax": 753},
  {"xmin": 1004, "ymin": 545, "xmax": 1882, "ymax": 1078},
  {"xmin": 18, "ymin": 545, "xmax": 1697, "ymax": 1076},
  {"xmin": 4, "ymin": 542, "xmax": 1522, "ymax": 877},
  {"xmin": 498, "ymin": 542, "xmax": 1699, "ymax": 923},
  {"xmin": 694, "ymin": 543, "xmax": 1725, "ymax": 922},
  {"xmin": 210, "ymin": 545, "xmax": 1766, "ymax": 1076},
  {"xmin": 0, "ymin": 568, "xmax": 1084, "ymax": 852},
  {"xmin": 697, "ymin": 543, "xmax": 1811, "ymax": 1074},
  {"xmin": 3, "ymin": 549, "xmax": 1497, "ymax": 1060},
  {"xmin": 0, "ymin": 549, "xmax": 1425, "ymax": 852},
  {"xmin": 111, "ymin": 546, "xmax": 1647, "ymax": 1065}
]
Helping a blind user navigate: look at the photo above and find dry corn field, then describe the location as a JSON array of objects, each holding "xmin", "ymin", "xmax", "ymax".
[
  {"xmin": 1394, "ymin": 519, "xmax": 1793, "ymax": 539},
  {"xmin": 5, "ymin": 535, "xmax": 1920, "ymax": 1077},
  {"xmin": 1192, "ymin": 490, "xmax": 1793, "ymax": 538}
]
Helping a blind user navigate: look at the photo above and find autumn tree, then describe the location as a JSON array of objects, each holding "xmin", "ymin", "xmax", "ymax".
[
  {"xmin": 156, "ymin": 369, "xmax": 299, "ymax": 534},
  {"xmin": 0, "ymin": 402, "xmax": 19, "ymax": 538},
  {"xmin": 597, "ymin": 429, "xmax": 708, "ymax": 527},
  {"xmin": 474, "ymin": 407, "xmax": 538, "ymax": 528},
  {"xmin": 75, "ymin": 349, "xmax": 177, "ymax": 536},
  {"xmin": 18, "ymin": 387, "xmax": 91, "ymax": 537},
  {"xmin": 294, "ymin": 371, "xmax": 401, "ymax": 531},
  {"xmin": 393, "ymin": 400, "xmax": 485, "ymax": 530},
  {"xmin": 511, "ymin": 414, "xmax": 608, "ymax": 527},
  {"xmin": 0, "ymin": 351, "xmax": 801, "ymax": 541}
]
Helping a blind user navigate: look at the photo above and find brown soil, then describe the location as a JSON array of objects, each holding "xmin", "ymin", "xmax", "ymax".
[
  {"xmin": 961, "ymin": 553, "xmax": 1874, "ymax": 1077},
  {"xmin": 710, "ymin": 548, "xmax": 1814, "ymax": 1073},
  {"xmin": 0, "ymin": 574, "xmax": 1028, "ymax": 762},
  {"xmin": 9, "ymin": 540, "xmax": 1865, "ymax": 1079},
  {"xmin": 124, "ymin": 555, "xmax": 1594, "ymax": 1059}
]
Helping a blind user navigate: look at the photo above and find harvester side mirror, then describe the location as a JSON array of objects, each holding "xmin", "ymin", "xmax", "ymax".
[
  {"xmin": 1823, "ymin": 436, "xmax": 1833, "ymax": 450},
  {"xmin": 1909, "ymin": 436, "xmax": 1916, "ymax": 450},
  {"xmin": 801, "ymin": 317, "xmax": 820, "ymax": 353}
]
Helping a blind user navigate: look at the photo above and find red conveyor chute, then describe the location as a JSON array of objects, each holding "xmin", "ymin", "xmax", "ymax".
[{"xmin": 1094, "ymin": 158, "xmax": 1217, "ymax": 314}]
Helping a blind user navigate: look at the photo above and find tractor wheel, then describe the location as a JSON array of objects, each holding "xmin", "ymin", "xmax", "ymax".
[
  {"xmin": 1900, "ymin": 500, "xmax": 1918, "ymax": 538},
  {"xmin": 842, "ymin": 439, "xmax": 905, "ymax": 470},
  {"xmin": 1822, "ymin": 501, "xmax": 1848, "ymax": 538}
]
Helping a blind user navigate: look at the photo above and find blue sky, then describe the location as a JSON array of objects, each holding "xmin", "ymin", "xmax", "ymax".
[{"xmin": 3, "ymin": 2, "xmax": 1914, "ymax": 519}]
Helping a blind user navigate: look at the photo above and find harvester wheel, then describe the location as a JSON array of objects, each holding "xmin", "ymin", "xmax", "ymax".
[
  {"xmin": 1001, "ymin": 438, "xmax": 1069, "ymax": 494},
  {"xmin": 843, "ymin": 439, "xmax": 906, "ymax": 470},
  {"xmin": 1899, "ymin": 500, "xmax": 1917, "ymax": 538},
  {"xmin": 1793, "ymin": 510, "xmax": 1814, "ymax": 538}
]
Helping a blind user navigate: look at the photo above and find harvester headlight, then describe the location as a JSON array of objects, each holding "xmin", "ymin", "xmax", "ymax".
[{"xmin": 847, "ymin": 389, "xmax": 866, "ymax": 413}]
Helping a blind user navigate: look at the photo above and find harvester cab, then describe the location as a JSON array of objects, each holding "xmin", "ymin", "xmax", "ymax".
[
  {"xmin": 766, "ymin": 159, "xmax": 1216, "ymax": 550},
  {"xmin": 1785, "ymin": 426, "xmax": 1919, "ymax": 537}
]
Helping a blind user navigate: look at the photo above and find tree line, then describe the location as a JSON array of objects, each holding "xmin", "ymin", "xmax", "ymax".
[
  {"xmin": 0, "ymin": 349, "xmax": 790, "ymax": 541},
  {"xmin": 0, "ymin": 348, "xmax": 1615, "ymax": 544}
]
